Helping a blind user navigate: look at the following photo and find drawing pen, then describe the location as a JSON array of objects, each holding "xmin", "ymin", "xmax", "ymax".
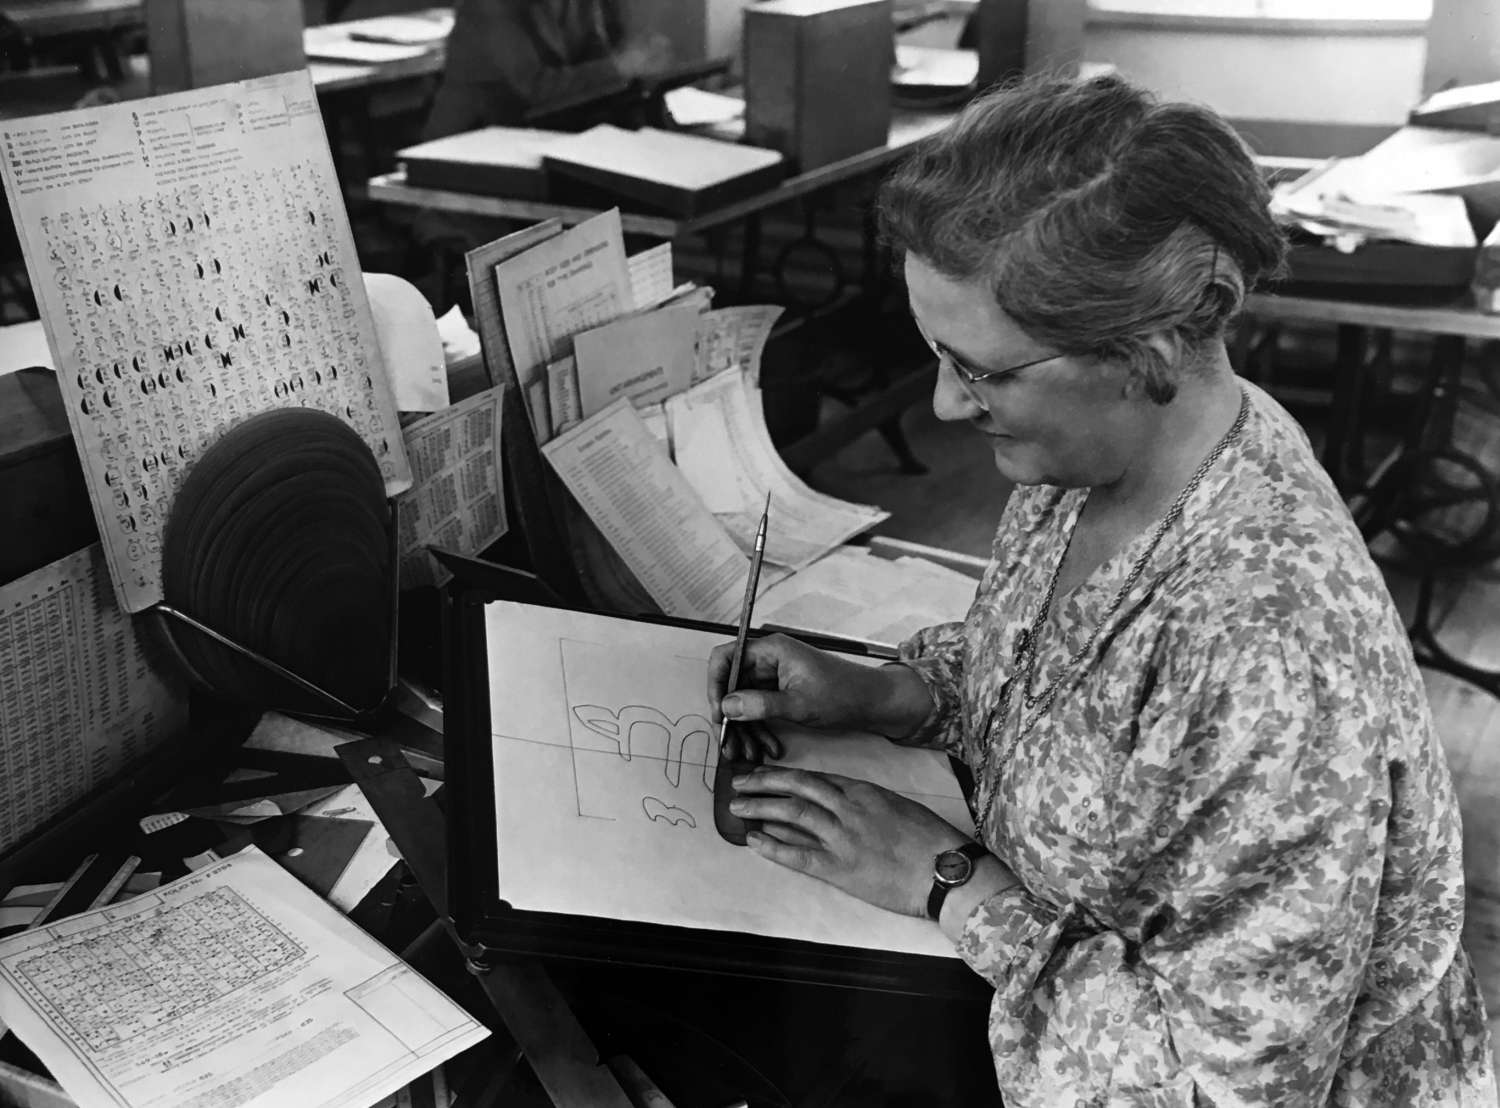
[{"xmin": 718, "ymin": 493, "xmax": 771, "ymax": 753}]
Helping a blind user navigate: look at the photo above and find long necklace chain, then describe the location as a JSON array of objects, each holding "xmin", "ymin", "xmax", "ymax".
[{"xmin": 975, "ymin": 388, "xmax": 1251, "ymax": 817}]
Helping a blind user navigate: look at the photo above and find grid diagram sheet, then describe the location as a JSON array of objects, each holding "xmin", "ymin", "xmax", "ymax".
[
  {"xmin": 14, "ymin": 887, "xmax": 303, "ymax": 1054},
  {"xmin": 0, "ymin": 849, "xmax": 487, "ymax": 1108}
]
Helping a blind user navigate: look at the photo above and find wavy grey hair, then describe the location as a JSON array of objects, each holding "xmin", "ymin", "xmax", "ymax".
[{"xmin": 878, "ymin": 73, "xmax": 1287, "ymax": 403}]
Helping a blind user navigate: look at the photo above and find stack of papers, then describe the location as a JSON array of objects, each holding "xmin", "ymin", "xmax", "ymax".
[
  {"xmin": 757, "ymin": 546, "xmax": 978, "ymax": 649},
  {"xmin": 486, "ymin": 210, "xmax": 892, "ymax": 624},
  {"xmin": 1269, "ymin": 126, "xmax": 1500, "ymax": 249}
]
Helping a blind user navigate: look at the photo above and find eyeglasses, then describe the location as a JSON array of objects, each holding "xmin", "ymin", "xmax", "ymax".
[{"xmin": 912, "ymin": 317, "xmax": 1065, "ymax": 409}]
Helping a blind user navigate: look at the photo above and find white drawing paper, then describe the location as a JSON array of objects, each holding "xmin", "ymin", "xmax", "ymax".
[
  {"xmin": 0, "ymin": 848, "xmax": 487, "ymax": 1108},
  {"xmin": 486, "ymin": 602, "xmax": 974, "ymax": 958},
  {"xmin": 0, "ymin": 70, "xmax": 412, "ymax": 612}
]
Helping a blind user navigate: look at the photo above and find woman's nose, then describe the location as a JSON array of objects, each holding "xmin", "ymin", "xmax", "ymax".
[{"xmin": 932, "ymin": 363, "xmax": 984, "ymax": 423}]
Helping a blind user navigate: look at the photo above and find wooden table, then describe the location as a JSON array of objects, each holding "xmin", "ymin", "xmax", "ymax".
[
  {"xmin": 0, "ymin": 0, "xmax": 141, "ymax": 39},
  {"xmin": 0, "ymin": 13, "xmax": 449, "ymax": 121},
  {"xmin": 1241, "ymin": 288, "xmax": 1500, "ymax": 697},
  {"xmin": 365, "ymin": 109, "xmax": 957, "ymax": 241}
]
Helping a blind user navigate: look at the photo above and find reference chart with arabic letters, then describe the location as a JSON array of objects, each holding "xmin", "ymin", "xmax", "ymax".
[{"xmin": 0, "ymin": 70, "xmax": 411, "ymax": 612}]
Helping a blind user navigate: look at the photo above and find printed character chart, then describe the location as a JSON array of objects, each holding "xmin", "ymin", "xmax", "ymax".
[
  {"xmin": 0, "ymin": 70, "xmax": 412, "ymax": 613},
  {"xmin": 487, "ymin": 602, "xmax": 976, "ymax": 957}
]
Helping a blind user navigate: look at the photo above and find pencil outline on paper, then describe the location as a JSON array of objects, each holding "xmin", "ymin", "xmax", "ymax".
[
  {"xmin": 559, "ymin": 637, "xmax": 716, "ymax": 826},
  {"xmin": 641, "ymin": 797, "xmax": 697, "ymax": 828}
]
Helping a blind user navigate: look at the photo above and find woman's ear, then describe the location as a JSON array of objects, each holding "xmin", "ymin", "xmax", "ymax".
[{"xmin": 1115, "ymin": 330, "xmax": 1183, "ymax": 404}]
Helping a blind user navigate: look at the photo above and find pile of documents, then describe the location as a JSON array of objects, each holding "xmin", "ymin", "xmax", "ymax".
[
  {"xmin": 1268, "ymin": 126, "xmax": 1500, "ymax": 251},
  {"xmin": 488, "ymin": 210, "xmax": 899, "ymax": 626},
  {"xmin": 485, "ymin": 210, "xmax": 982, "ymax": 645}
]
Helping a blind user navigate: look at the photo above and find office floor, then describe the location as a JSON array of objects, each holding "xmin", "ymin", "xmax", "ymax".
[{"xmin": 801, "ymin": 375, "xmax": 1500, "ymax": 1072}]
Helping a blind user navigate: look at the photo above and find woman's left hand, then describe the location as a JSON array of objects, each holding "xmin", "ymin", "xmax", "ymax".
[{"xmin": 728, "ymin": 766, "xmax": 970, "ymax": 918}]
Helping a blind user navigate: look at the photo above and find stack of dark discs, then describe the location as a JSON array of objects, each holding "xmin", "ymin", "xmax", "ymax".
[{"xmin": 159, "ymin": 408, "xmax": 394, "ymax": 718}]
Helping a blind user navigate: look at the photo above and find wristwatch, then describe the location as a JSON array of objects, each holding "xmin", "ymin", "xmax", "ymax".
[{"xmin": 926, "ymin": 841, "xmax": 989, "ymax": 922}]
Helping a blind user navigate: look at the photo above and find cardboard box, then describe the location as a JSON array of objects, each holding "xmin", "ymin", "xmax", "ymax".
[
  {"xmin": 147, "ymin": 0, "xmax": 307, "ymax": 93},
  {"xmin": 743, "ymin": 0, "xmax": 892, "ymax": 173}
]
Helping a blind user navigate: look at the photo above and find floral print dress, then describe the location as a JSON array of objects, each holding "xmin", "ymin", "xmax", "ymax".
[{"xmin": 898, "ymin": 381, "xmax": 1497, "ymax": 1106}]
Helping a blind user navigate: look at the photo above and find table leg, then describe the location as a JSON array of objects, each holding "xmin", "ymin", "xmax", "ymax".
[
  {"xmin": 1324, "ymin": 323, "xmax": 1368, "ymax": 494},
  {"xmin": 739, "ymin": 213, "xmax": 763, "ymax": 300},
  {"xmin": 1374, "ymin": 335, "xmax": 1500, "ymax": 699}
]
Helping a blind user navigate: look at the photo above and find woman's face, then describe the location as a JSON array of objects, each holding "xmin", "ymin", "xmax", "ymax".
[{"xmin": 904, "ymin": 253, "xmax": 1142, "ymax": 490}]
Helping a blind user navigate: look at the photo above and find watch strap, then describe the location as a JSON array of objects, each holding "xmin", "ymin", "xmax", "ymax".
[{"xmin": 925, "ymin": 841, "xmax": 989, "ymax": 922}]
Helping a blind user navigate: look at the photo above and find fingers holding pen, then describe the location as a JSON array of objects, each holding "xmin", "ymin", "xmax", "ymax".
[{"xmin": 719, "ymin": 720, "xmax": 783, "ymax": 763}]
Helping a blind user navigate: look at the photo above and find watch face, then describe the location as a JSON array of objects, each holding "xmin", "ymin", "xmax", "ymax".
[{"xmin": 935, "ymin": 849, "xmax": 973, "ymax": 886}]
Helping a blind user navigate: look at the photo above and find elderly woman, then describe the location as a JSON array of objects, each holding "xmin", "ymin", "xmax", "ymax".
[{"xmin": 710, "ymin": 75, "xmax": 1496, "ymax": 1105}]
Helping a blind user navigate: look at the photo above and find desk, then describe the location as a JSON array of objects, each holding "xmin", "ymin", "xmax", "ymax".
[
  {"xmin": 1241, "ymin": 289, "xmax": 1500, "ymax": 697},
  {"xmin": 367, "ymin": 109, "xmax": 956, "ymax": 241},
  {"xmin": 370, "ymin": 110, "xmax": 956, "ymax": 473},
  {"xmin": 0, "ymin": 0, "xmax": 141, "ymax": 38},
  {"xmin": 0, "ymin": 14, "xmax": 448, "ymax": 121},
  {"xmin": 1, "ymin": 0, "xmax": 143, "ymax": 81}
]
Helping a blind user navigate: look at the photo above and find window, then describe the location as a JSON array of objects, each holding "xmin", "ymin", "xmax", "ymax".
[{"xmin": 1088, "ymin": 0, "xmax": 1431, "ymax": 21}]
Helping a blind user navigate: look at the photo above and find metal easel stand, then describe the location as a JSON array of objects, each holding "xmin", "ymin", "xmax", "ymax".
[{"xmin": 1346, "ymin": 332, "xmax": 1500, "ymax": 700}]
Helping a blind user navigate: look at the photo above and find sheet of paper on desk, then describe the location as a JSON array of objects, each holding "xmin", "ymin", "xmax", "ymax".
[
  {"xmin": 0, "ymin": 545, "xmax": 187, "ymax": 859},
  {"xmin": 573, "ymin": 301, "xmax": 701, "ymax": 420},
  {"xmin": 485, "ymin": 602, "xmax": 974, "ymax": 957},
  {"xmin": 365, "ymin": 273, "xmax": 450, "ymax": 413},
  {"xmin": 663, "ymin": 86, "xmax": 745, "ymax": 129},
  {"xmin": 344, "ymin": 12, "xmax": 455, "ymax": 44},
  {"xmin": 494, "ymin": 209, "xmax": 632, "ymax": 441},
  {"xmin": 0, "ymin": 69, "xmax": 412, "ymax": 612},
  {"xmin": 541, "ymin": 398, "xmax": 749, "ymax": 623},
  {"xmin": 395, "ymin": 386, "xmax": 507, "ymax": 589},
  {"xmin": 757, "ymin": 546, "xmax": 979, "ymax": 649},
  {"xmin": 694, "ymin": 305, "xmax": 783, "ymax": 386},
  {"xmin": 302, "ymin": 34, "xmax": 435, "ymax": 64},
  {"xmin": 667, "ymin": 369, "xmax": 888, "ymax": 569},
  {"xmin": 0, "ymin": 847, "xmax": 487, "ymax": 1108}
]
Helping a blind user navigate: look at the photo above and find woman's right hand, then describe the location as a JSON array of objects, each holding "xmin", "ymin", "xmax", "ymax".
[{"xmin": 706, "ymin": 634, "xmax": 935, "ymax": 759}]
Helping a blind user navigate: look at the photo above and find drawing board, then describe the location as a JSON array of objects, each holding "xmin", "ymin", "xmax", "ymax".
[{"xmin": 482, "ymin": 602, "xmax": 975, "ymax": 959}]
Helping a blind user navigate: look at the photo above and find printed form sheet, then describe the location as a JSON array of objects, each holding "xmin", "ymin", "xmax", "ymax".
[
  {"xmin": 485, "ymin": 602, "xmax": 974, "ymax": 957},
  {"xmin": 0, "ymin": 545, "xmax": 186, "ymax": 858},
  {"xmin": 541, "ymin": 398, "xmax": 750, "ymax": 623},
  {"xmin": 396, "ymin": 386, "xmax": 508, "ymax": 589},
  {"xmin": 668, "ymin": 368, "xmax": 888, "ymax": 569},
  {"xmin": 0, "ymin": 848, "xmax": 487, "ymax": 1108},
  {"xmin": 0, "ymin": 70, "xmax": 412, "ymax": 612},
  {"xmin": 493, "ymin": 209, "xmax": 631, "ymax": 441}
]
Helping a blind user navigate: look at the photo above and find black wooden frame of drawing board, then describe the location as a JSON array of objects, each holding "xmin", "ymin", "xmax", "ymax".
[{"xmin": 440, "ymin": 574, "xmax": 986, "ymax": 999}]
